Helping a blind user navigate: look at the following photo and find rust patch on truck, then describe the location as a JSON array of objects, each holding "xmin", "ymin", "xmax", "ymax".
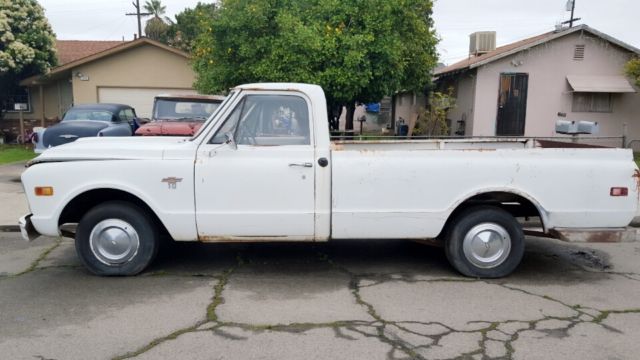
[
  {"xmin": 548, "ymin": 229, "xmax": 629, "ymax": 243},
  {"xmin": 198, "ymin": 234, "xmax": 310, "ymax": 243},
  {"xmin": 458, "ymin": 148, "xmax": 497, "ymax": 152},
  {"xmin": 632, "ymin": 169, "xmax": 640, "ymax": 201}
]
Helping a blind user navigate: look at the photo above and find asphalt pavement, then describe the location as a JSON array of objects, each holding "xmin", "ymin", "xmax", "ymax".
[{"xmin": 2, "ymin": 161, "xmax": 640, "ymax": 360}]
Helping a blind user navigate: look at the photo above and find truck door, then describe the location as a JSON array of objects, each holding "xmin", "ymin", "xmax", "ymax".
[{"xmin": 194, "ymin": 92, "xmax": 316, "ymax": 241}]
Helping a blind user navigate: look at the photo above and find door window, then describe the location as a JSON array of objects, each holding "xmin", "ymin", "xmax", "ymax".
[
  {"xmin": 210, "ymin": 95, "xmax": 310, "ymax": 146},
  {"xmin": 123, "ymin": 108, "xmax": 136, "ymax": 121}
]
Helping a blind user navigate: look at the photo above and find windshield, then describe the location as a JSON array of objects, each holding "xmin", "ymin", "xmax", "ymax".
[
  {"xmin": 154, "ymin": 99, "xmax": 222, "ymax": 121},
  {"xmin": 190, "ymin": 91, "xmax": 237, "ymax": 140},
  {"xmin": 63, "ymin": 109, "xmax": 114, "ymax": 121}
]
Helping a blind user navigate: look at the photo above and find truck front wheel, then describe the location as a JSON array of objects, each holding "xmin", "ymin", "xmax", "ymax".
[
  {"xmin": 75, "ymin": 201, "xmax": 158, "ymax": 276},
  {"xmin": 445, "ymin": 206, "xmax": 524, "ymax": 278}
]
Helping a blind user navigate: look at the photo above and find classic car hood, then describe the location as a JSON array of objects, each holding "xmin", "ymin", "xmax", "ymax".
[
  {"xmin": 43, "ymin": 120, "xmax": 110, "ymax": 147},
  {"xmin": 135, "ymin": 120, "xmax": 204, "ymax": 136},
  {"xmin": 29, "ymin": 136, "xmax": 194, "ymax": 166}
]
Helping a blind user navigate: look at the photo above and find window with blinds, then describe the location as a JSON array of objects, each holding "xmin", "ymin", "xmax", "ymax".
[{"xmin": 572, "ymin": 92, "xmax": 612, "ymax": 113}]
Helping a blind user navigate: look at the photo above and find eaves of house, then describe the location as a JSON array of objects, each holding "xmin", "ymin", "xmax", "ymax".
[{"xmin": 435, "ymin": 24, "xmax": 640, "ymax": 78}]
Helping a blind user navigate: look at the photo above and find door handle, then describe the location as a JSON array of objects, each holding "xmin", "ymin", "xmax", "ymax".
[{"xmin": 289, "ymin": 162, "xmax": 313, "ymax": 168}]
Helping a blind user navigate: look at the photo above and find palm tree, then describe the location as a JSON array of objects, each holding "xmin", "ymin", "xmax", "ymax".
[
  {"xmin": 144, "ymin": 0, "xmax": 172, "ymax": 24},
  {"xmin": 142, "ymin": 0, "xmax": 172, "ymax": 40}
]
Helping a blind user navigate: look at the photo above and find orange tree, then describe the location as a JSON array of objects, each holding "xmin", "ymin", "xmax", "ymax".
[{"xmin": 192, "ymin": 0, "xmax": 438, "ymax": 130}]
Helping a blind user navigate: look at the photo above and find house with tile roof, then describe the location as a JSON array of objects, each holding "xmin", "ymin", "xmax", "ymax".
[
  {"xmin": 1, "ymin": 37, "xmax": 197, "ymax": 138},
  {"xmin": 434, "ymin": 24, "xmax": 639, "ymax": 145}
]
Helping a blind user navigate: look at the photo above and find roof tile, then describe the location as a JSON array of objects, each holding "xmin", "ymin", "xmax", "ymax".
[{"xmin": 55, "ymin": 40, "xmax": 124, "ymax": 65}]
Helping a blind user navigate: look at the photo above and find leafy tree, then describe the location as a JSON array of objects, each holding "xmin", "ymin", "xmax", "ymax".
[
  {"xmin": 143, "ymin": 0, "xmax": 171, "ymax": 41},
  {"xmin": 0, "ymin": 0, "xmax": 56, "ymax": 119},
  {"xmin": 626, "ymin": 58, "xmax": 640, "ymax": 87},
  {"xmin": 165, "ymin": 2, "xmax": 217, "ymax": 52},
  {"xmin": 412, "ymin": 88, "xmax": 456, "ymax": 137},
  {"xmin": 192, "ymin": 0, "xmax": 438, "ymax": 129}
]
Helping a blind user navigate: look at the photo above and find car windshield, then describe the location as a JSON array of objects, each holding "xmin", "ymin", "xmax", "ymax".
[
  {"xmin": 154, "ymin": 99, "xmax": 221, "ymax": 121},
  {"xmin": 63, "ymin": 109, "xmax": 114, "ymax": 121}
]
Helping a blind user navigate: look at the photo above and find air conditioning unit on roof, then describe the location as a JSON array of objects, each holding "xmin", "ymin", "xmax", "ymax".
[{"xmin": 469, "ymin": 31, "xmax": 497, "ymax": 57}]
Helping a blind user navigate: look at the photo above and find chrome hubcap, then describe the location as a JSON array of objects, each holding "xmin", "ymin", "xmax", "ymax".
[
  {"xmin": 89, "ymin": 219, "xmax": 139, "ymax": 266},
  {"xmin": 462, "ymin": 223, "xmax": 511, "ymax": 269}
]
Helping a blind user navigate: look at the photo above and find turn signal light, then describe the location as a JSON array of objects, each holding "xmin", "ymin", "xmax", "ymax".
[
  {"xmin": 610, "ymin": 187, "xmax": 628, "ymax": 197},
  {"xmin": 34, "ymin": 186, "xmax": 54, "ymax": 196}
]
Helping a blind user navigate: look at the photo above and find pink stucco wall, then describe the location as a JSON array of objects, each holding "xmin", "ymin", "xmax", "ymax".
[{"xmin": 453, "ymin": 30, "xmax": 638, "ymax": 142}]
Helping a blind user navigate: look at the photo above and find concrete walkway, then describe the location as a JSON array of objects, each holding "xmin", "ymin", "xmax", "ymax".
[{"xmin": 0, "ymin": 162, "xmax": 28, "ymax": 227}]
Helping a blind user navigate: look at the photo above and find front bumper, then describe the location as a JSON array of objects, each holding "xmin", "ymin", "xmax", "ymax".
[{"xmin": 19, "ymin": 214, "xmax": 40, "ymax": 242}]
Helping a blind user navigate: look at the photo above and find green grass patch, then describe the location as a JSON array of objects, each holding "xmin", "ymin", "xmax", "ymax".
[
  {"xmin": 635, "ymin": 153, "xmax": 640, "ymax": 168},
  {"xmin": 0, "ymin": 144, "xmax": 36, "ymax": 165}
]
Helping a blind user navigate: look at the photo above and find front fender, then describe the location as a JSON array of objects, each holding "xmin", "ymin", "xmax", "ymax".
[{"xmin": 23, "ymin": 159, "xmax": 196, "ymax": 240}]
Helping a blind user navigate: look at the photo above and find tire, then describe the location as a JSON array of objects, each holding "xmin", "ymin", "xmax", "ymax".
[
  {"xmin": 445, "ymin": 205, "xmax": 524, "ymax": 278},
  {"xmin": 75, "ymin": 201, "xmax": 159, "ymax": 276}
]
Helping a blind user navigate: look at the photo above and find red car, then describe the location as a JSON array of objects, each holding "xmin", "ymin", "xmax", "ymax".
[{"xmin": 135, "ymin": 94, "xmax": 225, "ymax": 136}]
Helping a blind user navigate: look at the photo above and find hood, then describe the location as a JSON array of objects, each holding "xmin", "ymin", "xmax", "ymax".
[
  {"xmin": 29, "ymin": 136, "xmax": 193, "ymax": 166},
  {"xmin": 136, "ymin": 120, "xmax": 203, "ymax": 136},
  {"xmin": 43, "ymin": 120, "xmax": 110, "ymax": 147}
]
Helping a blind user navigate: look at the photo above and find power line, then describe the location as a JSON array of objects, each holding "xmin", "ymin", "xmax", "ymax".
[{"xmin": 125, "ymin": 0, "xmax": 152, "ymax": 38}]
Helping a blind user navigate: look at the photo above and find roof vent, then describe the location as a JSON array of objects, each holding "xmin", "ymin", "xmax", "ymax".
[
  {"xmin": 469, "ymin": 31, "xmax": 497, "ymax": 57},
  {"xmin": 573, "ymin": 44, "xmax": 585, "ymax": 60}
]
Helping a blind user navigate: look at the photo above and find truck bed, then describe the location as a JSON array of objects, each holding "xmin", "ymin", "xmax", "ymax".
[{"xmin": 329, "ymin": 138, "xmax": 637, "ymax": 239}]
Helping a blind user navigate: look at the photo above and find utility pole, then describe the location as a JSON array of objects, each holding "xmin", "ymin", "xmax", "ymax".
[
  {"xmin": 562, "ymin": 0, "xmax": 581, "ymax": 28},
  {"xmin": 126, "ymin": 0, "xmax": 152, "ymax": 38}
]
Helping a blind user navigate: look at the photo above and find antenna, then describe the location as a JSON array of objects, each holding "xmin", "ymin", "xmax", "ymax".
[{"xmin": 561, "ymin": 0, "xmax": 581, "ymax": 28}]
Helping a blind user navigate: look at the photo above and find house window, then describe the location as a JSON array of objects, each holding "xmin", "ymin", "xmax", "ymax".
[
  {"xmin": 2, "ymin": 88, "xmax": 31, "ymax": 112},
  {"xmin": 573, "ymin": 44, "xmax": 585, "ymax": 61},
  {"xmin": 572, "ymin": 92, "xmax": 612, "ymax": 113}
]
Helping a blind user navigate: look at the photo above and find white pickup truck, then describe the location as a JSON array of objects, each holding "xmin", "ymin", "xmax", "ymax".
[{"xmin": 19, "ymin": 83, "xmax": 639, "ymax": 277}]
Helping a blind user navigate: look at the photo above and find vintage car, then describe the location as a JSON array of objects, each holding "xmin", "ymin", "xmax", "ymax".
[
  {"xmin": 135, "ymin": 94, "xmax": 225, "ymax": 136},
  {"xmin": 20, "ymin": 83, "xmax": 640, "ymax": 278},
  {"xmin": 33, "ymin": 104, "xmax": 138, "ymax": 153}
]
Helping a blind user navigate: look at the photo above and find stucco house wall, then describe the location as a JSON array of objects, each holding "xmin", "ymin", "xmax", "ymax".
[
  {"xmin": 444, "ymin": 71, "xmax": 476, "ymax": 136},
  {"xmin": 393, "ymin": 91, "xmax": 427, "ymax": 134},
  {"xmin": 72, "ymin": 44, "xmax": 194, "ymax": 104},
  {"xmin": 471, "ymin": 31, "xmax": 638, "ymax": 138},
  {"xmin": 3, "ymin": 38, "xmax": 196, "ymax": 139}
]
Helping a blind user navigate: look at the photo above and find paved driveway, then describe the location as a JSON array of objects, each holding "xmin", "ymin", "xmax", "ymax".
[{"xmin": 1, "ymin": 232, "xmax": 639, "ymax": 360}]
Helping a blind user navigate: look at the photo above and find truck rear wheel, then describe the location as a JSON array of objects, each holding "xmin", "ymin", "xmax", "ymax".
[
  {"xmin": 75, "ymin": 201, "xmax": 158, "ymax": 276},
  {"xmin": 445, "ymin": 206, "xmax": 524, "ymax": 278}
]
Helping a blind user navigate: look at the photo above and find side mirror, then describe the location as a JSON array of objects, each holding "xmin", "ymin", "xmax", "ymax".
[{"xmin": 224, "ymin": 131, "xmax": 237, "ymax": 150}]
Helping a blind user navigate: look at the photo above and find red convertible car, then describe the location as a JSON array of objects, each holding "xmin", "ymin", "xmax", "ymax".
[{"xmin": 135, "ymin": 94, "xmax": 225, "ymax": 136}]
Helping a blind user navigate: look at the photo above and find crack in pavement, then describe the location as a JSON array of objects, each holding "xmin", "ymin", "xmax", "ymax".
[
  {"xmin": 106, "ymin": 247, "xmax": 640, "ymax": 360},
  {"xmin": 0, "ymin": 237, "xmax": 64, "ymax": 281}
]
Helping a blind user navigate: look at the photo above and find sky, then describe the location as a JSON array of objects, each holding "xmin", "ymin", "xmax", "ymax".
[{"xmin": 40, "ymin": 0, "xmax": 640, "ymax": 65}]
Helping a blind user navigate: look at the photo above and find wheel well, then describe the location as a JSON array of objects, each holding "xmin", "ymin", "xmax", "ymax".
[
  {"xmin": 440, "ymin": 191, "xmax": 544, "ymax": 237},
  {"xmin": 58, "ymin": 188, "xmax": 170, "ymax": 238}
]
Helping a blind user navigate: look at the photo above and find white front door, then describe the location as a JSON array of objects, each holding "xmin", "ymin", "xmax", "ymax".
[{"xmin": 194, "ymin": 93, "xmax": 316, "ymax": 241}]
